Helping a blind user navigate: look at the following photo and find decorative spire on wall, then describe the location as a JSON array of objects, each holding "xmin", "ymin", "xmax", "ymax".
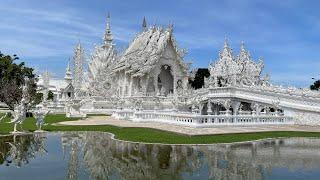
[
  {"xmin": 103, "ymin": 12, "xmax": 113, "ymax": 47},
  {"xmin": 65, "ymin": 58, "xmax": 73, "ymax": 84},
  {"xmin": 219, "ymin": 38, "xmax": 233, "ymax": 59},
  {"xmin": 73, "ymin": 42, "xmax": 84, "ymax": 90},
  {"xmin": 142, "ymin": 16, "xmax": 147, "ymax": 30}
]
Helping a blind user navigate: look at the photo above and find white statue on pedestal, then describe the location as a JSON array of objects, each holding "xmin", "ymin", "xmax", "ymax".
[
  {"xmin": 65, "ymin": 99, "xmax": 87, "ymax": 118},
  {"xmin": 11, "ymin": 102, "xmax": 26, "ymax": 133},
  {"xmin": 33, "ymin": 103, "xmax": 50, "ymax": 131},
  {"xmin": 10, "ymin": 77, "xmax": 29, "ymax": 133}
]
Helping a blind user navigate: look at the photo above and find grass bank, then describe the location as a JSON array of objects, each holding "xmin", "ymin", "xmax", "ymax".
[{"xmin": 1, "ymin": 113, "xmax": 320, "ymax": 144}]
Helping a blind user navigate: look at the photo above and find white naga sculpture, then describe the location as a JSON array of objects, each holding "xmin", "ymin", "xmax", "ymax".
[{"xmin": 10, "ymin": 77, "xmax": 29, "ymax": 133}]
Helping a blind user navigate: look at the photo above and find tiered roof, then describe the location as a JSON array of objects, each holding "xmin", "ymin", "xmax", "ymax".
[{"xmin": 113, "ymin": 25, "xmax": 188, "ymax": 77}]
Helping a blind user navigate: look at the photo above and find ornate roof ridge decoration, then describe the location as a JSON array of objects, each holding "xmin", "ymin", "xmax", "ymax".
[
  {"xmin": 113, "ymin": 23, "xmax": 188, "ymax": 77},
  {"xmin": 208, "ymin": 39, "xmax": 266, "ymax": 87},
  {"xmin": 219, "ymin": 38, "xmax": 234, "ymax": 59}
]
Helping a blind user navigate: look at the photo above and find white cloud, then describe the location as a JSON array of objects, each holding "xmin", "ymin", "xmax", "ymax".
[{"xmin": 0, "ymin": 38, "xmax": 68, "ymax": 58}]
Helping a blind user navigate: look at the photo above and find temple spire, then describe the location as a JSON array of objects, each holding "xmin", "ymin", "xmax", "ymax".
[
  {"xmin": 73, "ymin": 42, "xmax": 84, "ymax": 90},
  {"xmin": 142, "ymin": 16, "xmax": 147, "ymax": 30},
  {"xmin": 238, "ymin": 41, "xmax": 251, "ymax": 62},
  {"xmin": 65, "ymin": 58, "xmax": 73, "ymax": 84},
  {"xmin": 220, "ymin": 38, "xmax": 233, "ymax": 59},
  {"xmin": 240, "ymin": 41, "xmax": 245, "ymax": 51},
  {"xmin": 224, "ymin": 38, "xmax": 229, "ymax": 48},
  {"xmin": 103, "ymin": 12, "xmax": 113, "ymax": 46},
  {"xmin": 168, "ymin": 23, "xmax": 173, "ymax": 35},
  {"xmin": 66, "ymin": 59, "xmax": 71, "ymax": 72}
]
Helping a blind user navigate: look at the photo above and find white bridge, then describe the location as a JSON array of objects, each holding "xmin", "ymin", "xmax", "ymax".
[
  {"xmin": 205, "ymin": 86, "xmax": 320, "ymax": 113},
  {"xmin": 111, "ymin": 85, "xmax": 320, "ymax": 127}
]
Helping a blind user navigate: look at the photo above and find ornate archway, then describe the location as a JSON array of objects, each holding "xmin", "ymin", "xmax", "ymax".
[{"xmin": 158, "ymin": 65, "xmax": 174, "ymax": 96}]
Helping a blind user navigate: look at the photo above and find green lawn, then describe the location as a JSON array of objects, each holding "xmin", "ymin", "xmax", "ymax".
[{"xmin": 1, "ymin": 113, "xmax": 320, "ymax": 144}]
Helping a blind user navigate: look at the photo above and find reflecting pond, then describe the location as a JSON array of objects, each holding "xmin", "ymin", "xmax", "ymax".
[{"xmin": 1, "ymin": 132, "xmax": 320, "ymax": 180}]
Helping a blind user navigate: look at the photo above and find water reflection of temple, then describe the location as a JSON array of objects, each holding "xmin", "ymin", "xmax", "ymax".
[
  {"xmin": 59, "ymin": 132, "xmax": 320, "ymax": 180},
  {"xmin": 0, "ymin": 134, "xmax": 47, "ymax": 167},
  {"xmin": 2, "ymin": 133, "xmax": 320, "ymax": 179}
]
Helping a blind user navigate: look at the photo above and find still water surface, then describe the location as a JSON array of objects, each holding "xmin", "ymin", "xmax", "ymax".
[{"xmin": 1, "ymin": 132, "xmax": 320, "ymax": 180}]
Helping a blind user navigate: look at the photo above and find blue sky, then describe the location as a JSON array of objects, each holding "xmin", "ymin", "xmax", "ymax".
[{"xmin": 1, "ymin": 0, "xmax": 320, "ymax": 87}]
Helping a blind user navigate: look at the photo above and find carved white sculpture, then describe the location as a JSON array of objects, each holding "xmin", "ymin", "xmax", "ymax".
[
  {"xmin": 65, "ymin": 99, "xmax": 87, "ymax": 118},
  {"xmin": 73, "ymin": 42, "xmax": 85, "ymax": 97},
  {"xmin": 33, "ymin": 103, "xmax": 50, "ymax": 131},
  {"xmin": 11, "ymin": 77, "xmax": 29, "ymax": 133},
  {"xmin": 208, "ymin": 40, "xmax": 265, "ymax": 88}
]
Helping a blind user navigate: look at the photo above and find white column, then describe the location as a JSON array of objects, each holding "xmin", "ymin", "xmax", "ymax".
[
  {"xmin": 129, "ymin": 76, "xmax": 133, "ymax": 96},
  {"xmin": 199, "ymin": 103, "xmax": 204, "ymax": 115},
  {"xmin": 231, "ymin": 101, "xmax": 241, "ymax": 115},
  {"xmin": 207, "ymin": 101, "xmax": 213, "ymax": 115}
]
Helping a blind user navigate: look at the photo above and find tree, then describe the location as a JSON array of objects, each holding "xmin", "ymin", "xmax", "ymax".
[
  {"xmin": 47, "ymin": 90, "xmax": 54, "ymax": 101},
  {"xmin": 310, "ymin": 80, "xmax": 320, "ymax": 91},
  {"xmin": 189, "ymin": 68, "xmax": 210, "ymax": 89},
  {"xmin": 34, "ymin": 92, "xmax": 43, "ymax": 105},
  {"xmin": 0, "ymin": 52, "xmax": 37, "ymax": 110}
]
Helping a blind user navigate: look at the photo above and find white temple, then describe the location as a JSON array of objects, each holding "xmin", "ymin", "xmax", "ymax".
[{"xmin": 38, "ymin": 15, "xmax": 320, "ymax": 126}]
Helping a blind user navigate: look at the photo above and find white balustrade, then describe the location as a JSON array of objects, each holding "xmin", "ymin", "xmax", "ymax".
[{"xmin": 114, "ymin": 110, "xmax": 293, "ymax": 128}]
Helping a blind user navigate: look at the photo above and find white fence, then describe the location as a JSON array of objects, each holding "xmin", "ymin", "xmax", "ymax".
[{"xmin": 114, "ymin": 110, "xmax": 294, "ymax": 128}]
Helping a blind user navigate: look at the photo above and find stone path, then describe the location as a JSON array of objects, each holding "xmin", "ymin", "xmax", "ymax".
[{"xmin": 57, "ymin": 116, "xmax": 320, "ymax": 136}]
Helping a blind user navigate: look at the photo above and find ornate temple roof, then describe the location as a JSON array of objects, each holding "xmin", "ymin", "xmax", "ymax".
[
  {"xmin": 209, "ymin": 39, "xmax": 265, "ymax": 86},
  {"xmin": 113, "ymin": 25, "xmax": 188, "ymax": 77}
]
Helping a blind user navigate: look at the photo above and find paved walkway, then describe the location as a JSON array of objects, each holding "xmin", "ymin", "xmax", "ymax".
[{"xmin": 57, "ymin": 116, "xmax": 320, "ymax": 136}]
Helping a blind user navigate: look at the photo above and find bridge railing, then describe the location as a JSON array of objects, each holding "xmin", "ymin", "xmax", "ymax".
[
  {"xmin": 114, "ymin": 110, "xmax": 293, "ymax": 127},
  {"xmin": 207, "ymin": 86, "xmax": 320, "ymax": 100}
]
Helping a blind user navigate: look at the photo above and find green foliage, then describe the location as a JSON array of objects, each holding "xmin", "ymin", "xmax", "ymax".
[
  {"xmin": 310, "ymin": 80, "xmax": 320, "ymax": 91},
  {"xmin": 34, "ymin": 93, "xmax": 43, "ymax": 105},
  {"xmin": 47, "ymin": 90, "xmax": 54, "ymax": 101},
  {"xmin": 189, "ymin": 68, "xmax": 210, "ymax": 89},
  {"xmin": 0, "ymin": 52, "xmax": 37, "ymax": 110}
]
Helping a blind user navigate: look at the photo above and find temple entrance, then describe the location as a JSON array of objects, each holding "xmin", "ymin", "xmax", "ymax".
[
  {"xmin": 146, "ymin": 77, "xmax": 155, "ymax": 93},
  {"xmin": 158, "ymin": 65, "xmax": 174, "ymax": 96}
]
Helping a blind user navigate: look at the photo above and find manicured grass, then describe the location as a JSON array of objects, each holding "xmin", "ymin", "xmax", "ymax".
[{"xmin": 1, "ymin": 113, "xmax": 320, "ymax": 144}]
